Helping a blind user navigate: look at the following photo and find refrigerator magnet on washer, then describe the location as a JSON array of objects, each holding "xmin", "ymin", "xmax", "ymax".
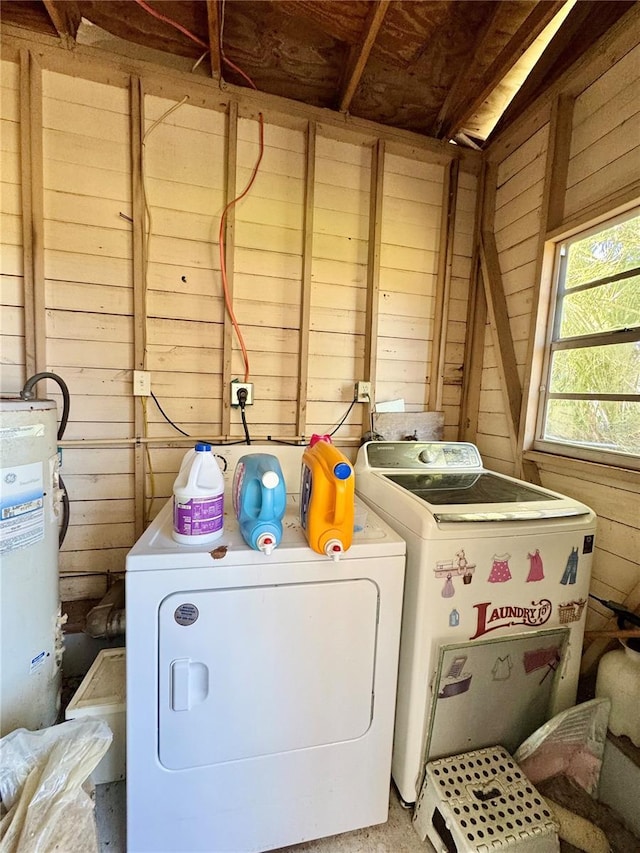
[
  {"xmin": 558, "ymin": 598, "xmax": 586, "ymax": 623},
  {"xmin": 437, "ymin": 656, "xmax": 472, "ymax": 698},
  {"xmin": 488, "ymin": 553, "xmax": 512, "ymax": 583},
  {"xmin": 526, "ymin": 549, "xmax": 545, "ymax": 582},
  {"xmin": 560, "ymin": 547, "xmax": 579, "ymax": 584},
  {"xmin": 441, "ymin": 574, "xmax": 455, "ymax": 598}
]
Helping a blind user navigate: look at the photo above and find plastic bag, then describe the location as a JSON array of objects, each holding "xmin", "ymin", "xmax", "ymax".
[
  {"xmin": 514, "ymin": 697, "xmax": 610, "ymax": 796},
  {"xmin": 0, "ymin": 718, "xmax": 112, "ymax": 853}
]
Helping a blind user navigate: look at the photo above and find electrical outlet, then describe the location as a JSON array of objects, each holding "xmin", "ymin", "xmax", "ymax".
[
  {"xmin": 230, "ymin": 380, "xmax": 254, "ymax": 406},
  {"xmin": 355, "ymin": 381, "xmax": 372, "ymax": 403},
  {"xmin": 133, "ymin": 370, "xmax": 151, "ymax": 396}
]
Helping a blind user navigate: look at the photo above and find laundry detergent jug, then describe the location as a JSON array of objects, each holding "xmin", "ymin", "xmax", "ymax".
[
  {"xmin": 232, "ymin": 453, "xmax": 286, "ymax": 555},
  {"xmin": 172, "ymin": 443, "xmax": 224, "ymax": 545},
  {"xmin": 300, "ymin": 435, "xmax": 354, "ymax": 560}
]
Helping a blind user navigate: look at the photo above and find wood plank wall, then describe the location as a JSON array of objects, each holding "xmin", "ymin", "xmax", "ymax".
[
  {"xmin": 309, "ymin": 135, "xmax": 368, "ymax": 429},
  {"xmin": 378, "ymin": 154, "xmax": 443, "ymax": 411},
  {"xmin": 445, "ymin": 170, "xmax": 477, "ymax": 439},
  {"xmin": 0, "ymin": 34, "xmax": 479, "ymax": 602},
  {"xmin": 477, "ymin": 122, "xmax": 550, "ymax": 475},
  {"xmin": 564, "ymin": 44, "xmax": 640, "ymax": 220},
  {"xmin": 1, "ymin": 59, "xmax": 24, "ymax": 391},
  {"xmin": 471, "ymin": 18, "xmax": 640, "ymax": 650}
]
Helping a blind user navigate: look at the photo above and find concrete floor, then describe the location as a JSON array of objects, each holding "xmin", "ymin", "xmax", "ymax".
[
  {"xmin": 271, "ymin": 788, "xmax": 434, "ymax": 853},
  {"xmin": 94, "ymin": 781, "xmax": 435, "ymax": 853}
]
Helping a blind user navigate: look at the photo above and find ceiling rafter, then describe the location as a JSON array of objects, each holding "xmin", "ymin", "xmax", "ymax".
[
  {"xmin": 206, "ymin": 0, "xmax": 222, "ymax": 79},
  {"xmin": 42, "ymin": 0, "xmax": 81, "ymax": 49},
  {"xmin": 0, "ymin": 0, "xmax": 632, "ymax": 145},
  {"xmin": 489, "ymin": 0, "xmax": 635, "ymax": 143},
  {"xmin": 431, "ymin": 2, "xmax": 504, "ymax": 139},
  {"xmin": 338, "ymin": 0, "xmax": 391, "ymax": 113},
  {"xmin": 439, "ymin": 0, "xmax": 568, "ymax": 140}
]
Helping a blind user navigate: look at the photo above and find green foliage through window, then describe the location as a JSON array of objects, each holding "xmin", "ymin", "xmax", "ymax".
[{"xmin": 540, "ymin": 210, "xmax": 640, "ymax": 459}]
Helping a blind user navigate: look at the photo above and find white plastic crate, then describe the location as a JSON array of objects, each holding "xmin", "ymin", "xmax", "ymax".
[
  {"xmin": 65, "ymin": 648, "xmax": 125, "ymax": 784},
  {"xmin": 413, "ymin": 746, "xmax": 559, "ymax": 853}
]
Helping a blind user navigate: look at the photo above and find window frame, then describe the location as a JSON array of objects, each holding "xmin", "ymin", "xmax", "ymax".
[{"xmin": 534, "ymin": 207, "xmax": 640, "ymax": 471}]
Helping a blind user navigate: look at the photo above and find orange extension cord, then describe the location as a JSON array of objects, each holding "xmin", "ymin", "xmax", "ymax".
[{"xmin": 133, "ymin": 0, "xmax": 265, "ymax": 383}]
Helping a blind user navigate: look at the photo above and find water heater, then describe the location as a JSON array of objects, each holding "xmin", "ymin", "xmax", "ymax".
[{"xmin": 0, "ymin": 397, "xmax": 64, "ymax": 735}]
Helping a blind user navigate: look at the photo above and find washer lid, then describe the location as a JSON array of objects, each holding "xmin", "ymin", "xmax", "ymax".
[
  {"xmin": 383, "ymin": 471, "xmax": 559, "ymax": 504},
  {"xmin": 376, "ymin": 471, "xmax": 588, "ymax": 523},
  {"xmin": 355, "ymin": 442, "xmax": 594, "ymax": 529}
]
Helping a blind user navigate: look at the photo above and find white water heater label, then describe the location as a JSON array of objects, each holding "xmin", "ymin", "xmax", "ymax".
[
  {"xmin": 0, "ymin": 423, "xmax": 45, "ymax": 441},
  {"xmin": 0, "ymin": 461, "xmax": 45, "ymax": 554},
  {"xmin": 30, "ymin": 650, "xmax": 46, "ymax": 673}
]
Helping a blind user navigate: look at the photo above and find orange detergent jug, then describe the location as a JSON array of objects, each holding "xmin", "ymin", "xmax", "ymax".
[{"xmin": 300, "ymin": 434, "xmax": 354, "ymax": 560}]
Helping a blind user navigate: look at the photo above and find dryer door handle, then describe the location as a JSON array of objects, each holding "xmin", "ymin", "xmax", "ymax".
[
  {"xmin": 171, "ymin": 658, "xmax": 191, "ymax": 711},
  {"xmin": 170, "ymin": 658, "xmax": 210, "ymax": 711}
]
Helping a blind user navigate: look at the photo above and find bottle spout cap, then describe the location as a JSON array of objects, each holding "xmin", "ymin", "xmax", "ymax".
[
  {"xmin": 261, "ymin": 471, "xmax": 280, "ymax": 489},
  {"xmin": 257, "ymin": 533, "xmax": 276, "ymax": 556},
  {"xmin": 333, "ymin": 461, "xmax": 352, "ymax": 480},
  {"xmin": 325, "ymin": 539, "xmax": 343, "ymax": 562},
  {"xmin": 309, "ymin": 433, "xmax": 331, "ymax": 447}
]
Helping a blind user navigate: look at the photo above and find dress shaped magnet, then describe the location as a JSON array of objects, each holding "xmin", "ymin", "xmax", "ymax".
[
  {"xmin": 526, "ymin": 549, "xmax": 544, "ymax": 582},
  {"xmin": 488, "ymin": 553, "xmax": 512, "ymax": 583},
  {"xmin": 442, "ymin": 574, "xmax": 455, "ymax": 598}
]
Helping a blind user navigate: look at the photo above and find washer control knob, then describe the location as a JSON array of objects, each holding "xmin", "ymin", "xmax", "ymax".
[{"xmin": 418, "ymin": 449, "xmax": 436, "ymax": 464}]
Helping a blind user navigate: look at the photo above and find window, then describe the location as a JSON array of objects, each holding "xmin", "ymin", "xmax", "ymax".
[{"xmin": 536, "ymin": 209, "xmax": 640, "ymax": 465}]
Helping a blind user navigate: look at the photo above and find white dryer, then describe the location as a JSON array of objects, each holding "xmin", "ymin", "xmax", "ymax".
[{"xmin": 126, "ymin": 446, "xmax": 405, "ymax": 853}]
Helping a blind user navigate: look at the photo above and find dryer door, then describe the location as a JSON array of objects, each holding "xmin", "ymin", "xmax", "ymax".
[{"xmin": 158, "ymin": 579, "xmax": 379, "ymax": 769}]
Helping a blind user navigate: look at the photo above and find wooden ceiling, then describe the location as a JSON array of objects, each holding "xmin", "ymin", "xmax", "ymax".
[{"xmin": 2, "ymin": 0, "xmax": 635, "ymax": 146}]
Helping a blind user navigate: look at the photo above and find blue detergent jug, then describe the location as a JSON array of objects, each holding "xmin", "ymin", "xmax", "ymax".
[{"xmin": 232, "ymin": 453, "xmax": 287, "ymax": 554}]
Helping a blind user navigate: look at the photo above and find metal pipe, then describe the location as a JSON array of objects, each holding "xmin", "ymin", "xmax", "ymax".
[
  {"xmin": 57, "ymin": 435, "xmax": 361, "ymax": 448},
  {"xmin": 84, "ymin": 579, "xmax": 126, "ymax": 639}
]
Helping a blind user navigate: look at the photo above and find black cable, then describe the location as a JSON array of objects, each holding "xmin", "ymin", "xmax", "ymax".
[
  {"xmin": 61, "ymin": 571, "xmax": 112, "ymax": 578},
  {"xmin": 328, "ymin": 399, "xmax": 357, "ymax": 437},
  {"xmin": 214, "ymin": 454, "xmax": 228, "ymax": 473},
  {"xmin": 58, "ymin": 475, "xmax": 70, "ymax": 545},
  {"xmin": 266, "ymin": 400, "xmax": 359, "ymax": 446},
  {"xmin": 235, "ymin": 387, "xmax": 252, "ymax": 445},
  {"xmin": 589, "ymin": 594, "xmax": 640, "ymax": 628},
  {"xmin": 151, "ymin": 391, "xmax": 251, "ymax": 446},
  {"xmin": 150, "ymin": 391, "xmax": 190, "ymax": 436},
  {"xmin": 21, "ymin": 372, "xmax": 71, "ymax": 547},
  {"xmin": 20, "ymin": 371, "xmax": 70, "ymax": 441},
  {"xmin": 240, "ymin": 407, "xmax": 251, "ymax": 444}
]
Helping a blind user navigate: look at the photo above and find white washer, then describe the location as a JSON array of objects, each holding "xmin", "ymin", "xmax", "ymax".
[
  {"xmin": 355, "ymin": 441, "xmax": 597, "ymax": 805},
  {"xmin": 126, "ymin": 446, "xmax": 405, "ymax": 853}
]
